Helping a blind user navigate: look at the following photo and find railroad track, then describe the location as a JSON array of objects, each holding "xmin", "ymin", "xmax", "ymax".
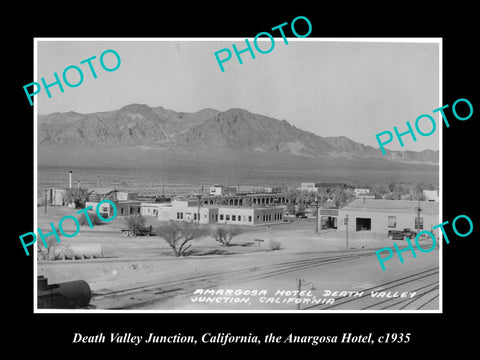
[
  {"xmin": 302, "ymin": 267, "xmax": 439, "ymax": 311},
  {"xmin": 90, "ymin": 249, "xmax": 376, "ymax": 309}
]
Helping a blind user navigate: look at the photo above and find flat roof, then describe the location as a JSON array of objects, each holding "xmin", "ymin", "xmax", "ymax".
[
  {"xmin": 340, "ymin": 199, "xmax": 439, "ymax": 215},
  {"xmin": 140, "ymin": 202, "xmax": 171, "ymax": 206},
  {"xmin": 218, "ymin": 205, "xmax": 284, "ymax": 210},
  {"xmin": 176, "ymin": 205, "xmax": 284, "ymax": 211},
  {"xmin": 88, "ymin": 187, "xmax": 117, "ymax": 195},
  {"xmin": 203, "ymin": 193, "xmax": 286, "ymax": 198}
]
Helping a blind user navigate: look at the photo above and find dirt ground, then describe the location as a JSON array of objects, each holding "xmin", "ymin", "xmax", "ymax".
[{"xmin": 36, "ymin": 205, "xmax": 432, "ymax": 295}]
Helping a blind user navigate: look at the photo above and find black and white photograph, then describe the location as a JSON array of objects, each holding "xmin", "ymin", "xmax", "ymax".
[
  {"xmin": 34, "ymin": 39, "xmax": 441, "ymax": 312},
  {"xmin": 8, "ymin": 6, "xmax": 478, "ymax": 355}
]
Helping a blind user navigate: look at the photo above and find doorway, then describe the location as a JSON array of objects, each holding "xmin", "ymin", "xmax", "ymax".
[
  {"xmin": 321, "ymin": 216, "xmax": 338, "ymax": 230},
  {"xmin": 356, "ymin": 217, "xmax": 371, "ymax": 231}
]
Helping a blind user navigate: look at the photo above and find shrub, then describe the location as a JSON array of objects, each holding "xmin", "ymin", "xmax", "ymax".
[
  {"xmin": 77, "ymin": 211, "xmax": 103, "ymax": 226},
  {"xmin": 123, "ymin": 214, "xmax": 146, "ymax": 235},
  {"xmin": 211, "ymin": 226, "xmax": 242, "ymax": 246},
  {"xmin": 268, "ymin": 239, "xmax": 282, "ymax": 251},
  {"xmin": 156, "ymin": 221, "xmax": 209, "ymax": 257},
  {"xmin": 65, "ymin": 188, "xmax": 89, "ymax": 208},
  {"xmin": 37, "ymin": 234, "xmax": 61, "ymax": 261}
]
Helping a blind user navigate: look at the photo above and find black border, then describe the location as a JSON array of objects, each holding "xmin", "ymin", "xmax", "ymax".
[{"xmin": 8, "ymin": 5, "xmax": 478, "ymax": 355}]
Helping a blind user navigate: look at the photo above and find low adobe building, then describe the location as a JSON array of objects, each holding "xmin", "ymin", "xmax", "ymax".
[
  {"xmin": 333, "ymin": 199, "xmax": 439, "ymax": 238},
  {"xmin": 157, "ymin": 198, "xmax": 284, "ymax": 226}
]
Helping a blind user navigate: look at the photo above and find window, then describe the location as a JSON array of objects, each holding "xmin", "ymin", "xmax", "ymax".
[
  {"xmin": 388, "ymin": 216, "xmax": 397, "ymax": 228},
  {"xmin": 415, "ymin": 217, "xmax": 424, "ymax": 230},
  {"xmin": 220, "ymin": 214, "xmax": 224, "ymax": 220},
  {"xmin": 177, "ymin": 212, "xmax": 183, "ymax": 220},
  {"xmin": 194, "ymin": 213, "xmax": 197, "ymax": 220},
  {"xmin": 248, "ymin": 216, "xmax": 252, "ymax": 222},
  {"xmin": 121, "ymin": 208, "xmax": 124, "ymax": 214},
  {"xmin": 102, "ymin": 207, "xmax": 108, "ymax": 212},
  {"xmin": 238, "ymin": 215, "xmax": 241, "ymax": 221},
  {"xmin": 232, "ymin": 215, "xmax": 236, "ymax": 221},
  {"xmin": 226, "ymin": 215, "xmax": 230, "ymax": 221}
]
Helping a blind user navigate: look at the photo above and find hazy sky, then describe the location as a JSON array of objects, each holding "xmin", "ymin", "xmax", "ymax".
[{"xmin": 36, "ymin": 39, "xmax": 440, "ymax": 151}]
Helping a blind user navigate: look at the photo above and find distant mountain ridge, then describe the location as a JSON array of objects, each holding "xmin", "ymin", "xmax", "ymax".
[{"xmin": 38, "ymin": 104, "xmax": 439, "ymax": 164}]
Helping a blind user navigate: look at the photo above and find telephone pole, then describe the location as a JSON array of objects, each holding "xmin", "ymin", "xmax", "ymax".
[
  {"xmin": 296, "ymin": 278, "xmax": 315, "ymax": 310},
  {"xmin": 345, "ymin": 214, "xmax": 349, "ymax": 249},
  {"xmin": 416, "ymin": 200, "xmax": 422, "ymax": 233},
  {"xmin": 194, "ymin": 193, "xmax": 202, "ymax": 224}
]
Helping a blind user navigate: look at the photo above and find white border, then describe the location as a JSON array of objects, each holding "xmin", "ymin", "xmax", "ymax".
[{"xmin": 33, "ymin": 37, "xmax": 442, "ymax": 314}]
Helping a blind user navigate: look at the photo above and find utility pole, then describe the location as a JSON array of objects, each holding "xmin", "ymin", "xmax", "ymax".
[
  {"xmin": 195, "ymin": 193, "xmax": 202, "ymax": 224},
  {"xmin": 44, "ymin": 189, "xmax": 47, "ymax": 215},
  {"xmin": 416, "ymin": 200, "xmax": 422, "ymax": 233},
  {"xmin": 296, "ymin": 278, "xmax": 315, "ymax": 310},
  {"xmin": 197, "ymin": 199, "xmax": 201, "ymax": 224},
  {"xmin": 315, "ymin": 195, "xmax": 319, "ymax": 233},
  {"xmin": 296, "ymin": 278, "xmax": 302, "ymax": 310},
  {"xmin": 345, "ymin": 214, "xmax": 349, "ymax": 249}
]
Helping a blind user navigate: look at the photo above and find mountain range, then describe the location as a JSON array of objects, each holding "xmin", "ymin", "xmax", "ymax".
[{"xmin": 38, "ymin": 104, "xmax": 439, "ymax": 164}]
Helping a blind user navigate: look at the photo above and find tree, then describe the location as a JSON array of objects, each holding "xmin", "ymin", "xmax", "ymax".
[
  {"xmin": 388, "ymin": 182, "xmax": 396, "ymax": 193},
  {"xmin": 156, "ymin": 221, "xmax": 209, "ymax": 257},
  {"xmin": 329, "ymin": 188, "xmax": 355, "ymax": 208},
  {"xmin": 296, "ymin": 191, "xmax": 306, "ymax": 205},
  {"xmin": 211, "ymin": 226, "xmax": 242, "ymax": 246},
  {"xmin": 305, "ymin": 191, "xmax": 317, "ymax": 205},
  {"xmin": 65, "ymin": 188, "xmax": 89, "ymax": 208},
  {"xmin": 124, "ymin": 214, "xmax": 147, "ymax": 235},
  {"xmin": 77, "ymin": 211, "xmax": 103, "ymax": 226},
  {"xmin": 372, "ymin": 183, "xmax": 388, "ymax": 198},
  {"xmin": 286, "ymin": 203, "xmax": 296, "ymax": 215},
  {"xmin": 415, "ymin": 182, "xmax": 425, "ymax": 193},
  {"xmin": 286, "ymin": 189, "xmax": 297, "ymax": 204},
  {"xmin": 411, "ymin": 192, "xmax": 427, "ymax": 201},
  {"xmin": 296, "ymin": 202, "xmax": 306, "ymax": 214}
]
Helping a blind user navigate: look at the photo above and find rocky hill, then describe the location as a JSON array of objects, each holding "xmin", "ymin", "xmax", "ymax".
[{"xmin": 38, "ymin": 104, "xmax": 438, "ymax": 164}]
